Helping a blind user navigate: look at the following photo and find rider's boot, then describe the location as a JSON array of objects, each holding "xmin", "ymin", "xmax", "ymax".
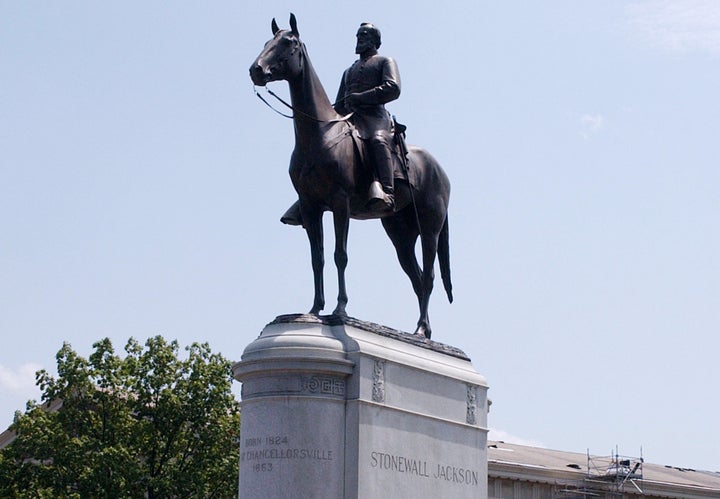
[
  {"xmin": 366, "ymin": 139, "xmax": 395, "ymax": 211},
  {"xmin": 280, "ymin": 200, "xmax": 303, "ymax": 226}
]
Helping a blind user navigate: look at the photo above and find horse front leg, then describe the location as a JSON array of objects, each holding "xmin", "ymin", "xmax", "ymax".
[
  {"xmin": 332, "ymin": 202, "xmax": 350, "ymax": 317},
  {"xmin": 303, "ymin": 206, "xmax": 325, "ymax": 315}
]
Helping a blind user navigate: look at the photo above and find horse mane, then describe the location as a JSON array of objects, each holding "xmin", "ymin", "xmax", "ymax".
[{"xmin": 293, "ymin": 41, "xmax": 339, "ymax": 123}]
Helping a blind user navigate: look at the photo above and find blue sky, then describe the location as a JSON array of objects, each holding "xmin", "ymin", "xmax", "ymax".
[{"xmin": 1, "ymin": 1, "xmax": 718, "ymax": 471}]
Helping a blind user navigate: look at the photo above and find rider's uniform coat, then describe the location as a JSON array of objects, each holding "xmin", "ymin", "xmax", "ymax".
[{"xmin": 334, "ymin": 54, "xmax": 401, "ymax": 140}]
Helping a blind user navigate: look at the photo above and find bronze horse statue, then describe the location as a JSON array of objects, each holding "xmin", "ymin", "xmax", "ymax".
[{"xmin": 250, "ymin": 15, "xmax": 452, "ymax": 338}]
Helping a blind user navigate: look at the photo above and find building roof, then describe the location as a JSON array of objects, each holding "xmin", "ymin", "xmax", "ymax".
[{"xmin": 488, "ymin": 440, "xmax": 720, "ymax": 498}]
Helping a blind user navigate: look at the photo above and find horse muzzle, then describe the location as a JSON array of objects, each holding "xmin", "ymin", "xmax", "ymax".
[{"xmin": 250, "ymin": 63, "xmax": 271, "ymax": 86}]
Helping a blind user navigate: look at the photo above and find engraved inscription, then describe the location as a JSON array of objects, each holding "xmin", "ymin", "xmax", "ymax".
[
  {"xmin": 434, "ymin": 463, "xmax": 479, "ymax": 485},
  {"xmin": 370, "ymin": 450, "xmax": 479, "ymax": 486},
  {"xmin": 253, "ymin": 462, "xmax": 273, "ymax": 472},
  {"xmin": 243, "ymin": 448, "xmax": 333, "ymax": 461},
  {"xmin": 240, "ymin": 434, "xmax": 334, "ymax": 474},
  {"xmin": 245, "ymin": 437, "xmax": 262, "ymax": 447},
  {"xmin": 370, "ymin": 452, "xmax": 429, "ymax": 477}
]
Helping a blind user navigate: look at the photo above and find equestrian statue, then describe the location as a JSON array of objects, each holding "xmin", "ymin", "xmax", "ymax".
[{"xmin": 250, "ymin": 14, "xmax": 452, "ymax": 339}]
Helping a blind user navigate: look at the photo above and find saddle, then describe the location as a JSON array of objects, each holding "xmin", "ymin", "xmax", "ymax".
[
  {"xmin": 349, "ymin": 117, "xmax": 415, "ymax": 188},
  {"xmin": 280, "ymin": 118, "xmax": 414, "ymax": 226}
]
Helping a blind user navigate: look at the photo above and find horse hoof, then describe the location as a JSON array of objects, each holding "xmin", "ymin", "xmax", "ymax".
[{"xmin": 414, "ymin": 325, "xmax": 432, "ymax": 339}]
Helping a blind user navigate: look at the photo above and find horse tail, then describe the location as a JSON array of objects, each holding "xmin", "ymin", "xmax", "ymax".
[{"xmin": 438, "ymin": 213, "xmax": 453, "ymax": 303}]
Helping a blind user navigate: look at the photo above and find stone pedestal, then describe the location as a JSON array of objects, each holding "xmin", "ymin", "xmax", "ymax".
[{"xmin": 233, "ymin": 315, "xmax": 489, "ymax": 499}]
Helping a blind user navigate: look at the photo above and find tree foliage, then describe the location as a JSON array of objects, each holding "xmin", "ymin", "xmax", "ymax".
[{"xmin": 0, "ymin": 336, "xmax": 240, "ymax": 498}]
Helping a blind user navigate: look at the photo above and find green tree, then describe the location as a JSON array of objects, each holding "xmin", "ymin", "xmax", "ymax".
[{"xmin": 0, "ymin": 336, "xmax": 240, "ymax": 498}]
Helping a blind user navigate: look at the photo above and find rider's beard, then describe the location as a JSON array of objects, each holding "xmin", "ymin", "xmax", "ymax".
[{"xmin": 355, "ymin": 40, "xmax": 374, "ymax": 55}]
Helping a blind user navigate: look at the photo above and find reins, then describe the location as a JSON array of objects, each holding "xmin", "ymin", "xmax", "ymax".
[
  {"xmin": 253, "ymin": 86, "xmax": 294, "ymax": 119},
  {"xmin": 253, "ymin": 85, "xmax": 353, "ymax": 124}
]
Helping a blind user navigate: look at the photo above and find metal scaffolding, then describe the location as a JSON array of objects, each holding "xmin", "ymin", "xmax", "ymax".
[{"xmin": 554, "ymin": 447, "xmax": 644, "ymax": 498}]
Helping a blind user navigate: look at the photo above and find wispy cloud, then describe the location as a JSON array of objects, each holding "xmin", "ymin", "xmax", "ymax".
[
  {"xmin": 488, "ymin": 428, "xmax": 545, "ymax": 448},
  {"xmin": 626, "ymin": 0, "xmax": 720, "ymax": 56},
  {"xmin": 0, "ymin": 363, "xmax": 40, "ymax": 392},
  {"xmin": 580, "ymin": 113, "xmax": 606, "ymax": 139}
]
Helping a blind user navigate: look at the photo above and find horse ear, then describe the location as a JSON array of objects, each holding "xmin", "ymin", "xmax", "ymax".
[
  {"xmin": 271, "ymin": 18, "xmax": 280, "ymax": 35},
  {"xmin": 289, "ymin": 13, "xmax": 299, "ymax": 36}
]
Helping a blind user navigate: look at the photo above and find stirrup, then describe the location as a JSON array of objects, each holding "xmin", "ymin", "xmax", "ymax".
[
  {"xmin": 366, "ymin": 192, "xmax": 395, "ymax": 212},
  {"xmin": 366, "ymin": 181, "xmax": 394, "ymax": 211}
]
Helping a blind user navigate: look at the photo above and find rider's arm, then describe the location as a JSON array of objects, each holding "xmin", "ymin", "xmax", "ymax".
[{"xmin": 351, "ymin": 57, "xmax": 401, "ymax": 106}]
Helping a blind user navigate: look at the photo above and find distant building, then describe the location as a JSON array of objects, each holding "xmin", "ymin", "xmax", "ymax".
[
  {"xmin": 0, "ymin": 398, "xmax": 62, "ymax": 451},
  {"xmin": 488, "ymin": 441, "xmax": 720, "ymax": 499},
  {"xmin": 4, "ymin": 415, "xmax": 719, "ymax": 498}
]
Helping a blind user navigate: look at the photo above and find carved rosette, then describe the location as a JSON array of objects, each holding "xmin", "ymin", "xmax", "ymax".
[
  {"xmin": 466, "ymin": 384, "xmax": 478, "ymax": 425},
  {"xmin": 372, "ymin": 358, "xmax": 386, "ymax": 403}
]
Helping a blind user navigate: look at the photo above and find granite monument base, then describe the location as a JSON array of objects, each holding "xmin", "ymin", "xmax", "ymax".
[{"xmin": 233, "ymin": 315, "xmax": 489, "ymax": 499}]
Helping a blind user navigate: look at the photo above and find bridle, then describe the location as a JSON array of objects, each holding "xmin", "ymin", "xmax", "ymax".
[{"xmin": 252, "ymin": 36, "xmax": 352, "ymax": 124}]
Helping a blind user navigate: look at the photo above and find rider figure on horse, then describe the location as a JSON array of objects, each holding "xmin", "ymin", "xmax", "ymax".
[
  {"xmin": 280, "ymin": 21, "xmax": 402, "ymax": 226},
  {"xmin": 334, "ymin": 22, "xmax": 400, "ymax": 211}
]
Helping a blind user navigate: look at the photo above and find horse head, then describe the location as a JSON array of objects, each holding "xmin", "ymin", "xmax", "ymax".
[{"xmin": 250, "ymin": 14, "xmax": 303, "ymax": 86}]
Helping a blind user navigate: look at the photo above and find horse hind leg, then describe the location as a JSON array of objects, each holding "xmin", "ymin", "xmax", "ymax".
[
  {"xmin": 381, "ymin": 214, "xmax": 423, "ymax": 320},
  {"xmin": 415, "ymin": 232, "xmax": 440, "ymax": 339}
]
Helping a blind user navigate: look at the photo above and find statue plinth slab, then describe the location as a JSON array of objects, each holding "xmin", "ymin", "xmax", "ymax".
[{"xmin": 233, "ymin": 315, "xmax": 489, "ymax": 499}]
